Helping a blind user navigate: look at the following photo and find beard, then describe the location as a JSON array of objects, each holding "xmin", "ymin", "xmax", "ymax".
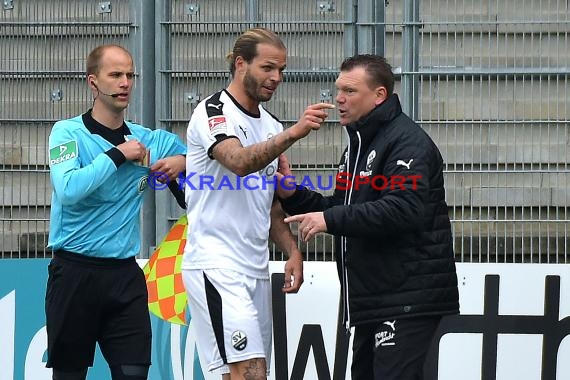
[{"xmin": 243, "ymin": 70, "xmax": 273, "ymax": 103}]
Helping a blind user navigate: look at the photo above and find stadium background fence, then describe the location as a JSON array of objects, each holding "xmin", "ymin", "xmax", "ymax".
[{"xmin": 1, "ymin": 0, "xmax": 568, "ymax": 263}]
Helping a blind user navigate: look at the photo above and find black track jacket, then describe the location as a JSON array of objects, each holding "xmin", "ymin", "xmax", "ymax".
[{"xmin": 281, "ymin": 94, "xmax": 459, "ymax": 327}]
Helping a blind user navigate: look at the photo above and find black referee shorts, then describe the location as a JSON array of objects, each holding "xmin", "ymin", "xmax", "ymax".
[
  {"xmin": 45, "ymin": 250, "xmax": 152, "ymax": 371},
  {"xmin": 351, "ymin": 316, "xmax": 442, "ymax": 380}
]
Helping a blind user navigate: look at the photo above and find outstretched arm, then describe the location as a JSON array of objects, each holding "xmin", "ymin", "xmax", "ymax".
[
  {"xmin": 212, "ymin": 103, "xmax": 334, "ymax": 177},
  {"xmin": 284, "ymin": 212, "xmax": 327, "ymax": 242}
]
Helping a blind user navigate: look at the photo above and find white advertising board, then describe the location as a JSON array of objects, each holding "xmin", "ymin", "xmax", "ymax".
[{"xmin": 1, "ymin": 260, "xmax": 568, "ymax": 379}]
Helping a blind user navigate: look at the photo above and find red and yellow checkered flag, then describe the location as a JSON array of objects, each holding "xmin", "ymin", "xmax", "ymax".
[{"xmin": 143, "ymin": 215, "xmax": 188, "ymax": 325}]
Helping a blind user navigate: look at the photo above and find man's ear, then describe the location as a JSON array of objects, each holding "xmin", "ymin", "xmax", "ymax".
[
  {"xmin": 87, "ymin": 75, "xmax": 97, "ymax": 90},
  {"xmin": 375, "ymin": 86, "xmax": 388, "ymax": 105},
  {"xmin": 234, "ymin": 56, "xmax": 247, "ymax": 75}
]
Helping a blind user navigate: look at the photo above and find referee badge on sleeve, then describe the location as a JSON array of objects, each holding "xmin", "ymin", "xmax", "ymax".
[{"xmin": 49, "ymin": 140, "xmax": 78, "ymax": 165}]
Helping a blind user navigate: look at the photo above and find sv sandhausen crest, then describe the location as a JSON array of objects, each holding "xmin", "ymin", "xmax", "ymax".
[
  {"xmin": 231, "ymin": 330, "xmax": 247, "ymax": 351},
  {"xmin": 338, "ymin": 151, "xmax": 348, "ymax": 173},
  {"xmin": 366, "ymin": 150, "xmax": 376, "ymax": 171},
  {"xmin": 360, "ymin": 150, "xmax": 376, "ymax": 177}
]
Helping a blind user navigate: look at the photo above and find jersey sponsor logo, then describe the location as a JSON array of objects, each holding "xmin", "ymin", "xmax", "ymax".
[
  {"xmin": 208, "ymin": 116, "xmax": 227, "ymax": 136},
  {"xmin": 231, "ymin": 330, "xmax": 247, "ymax": 351},
  {"xmin": 49, "ymin": 140, "xmax": 78, "ymax": 165}
]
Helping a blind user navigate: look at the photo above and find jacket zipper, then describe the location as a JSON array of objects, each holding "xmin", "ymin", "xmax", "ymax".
[{"xmin": 341, "ymin": 130, "xmax": 362, "ymax": 332}]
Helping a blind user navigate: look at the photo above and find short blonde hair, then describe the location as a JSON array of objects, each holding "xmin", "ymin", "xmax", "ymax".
[{"xmin": 86, "ymin": 44, "xmax": 132, "ymax": 75}]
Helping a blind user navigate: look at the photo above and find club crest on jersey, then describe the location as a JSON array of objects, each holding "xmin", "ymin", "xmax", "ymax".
[
  {"xmin": 360, "ymin": 150, "xmax": 377, "ymax": 176},
  {"xmin": 208, "ymin": 116, "xmax": 227, "ymax": 136},
  {"xmin": 259, "ymin": 163, "xmax": 276, "ymax": 177},
  {"xmin": 338, "ymin": 151, "xmax": 348, "ymax": 172},
  {"xmin": 231, "ymin": 330, "xmax": 247, "ymax": 351},
  {"xmin": 366, "ymin": 150, "xmax": 376, "ymax": 171},
  {"xmin": 138, "ymin": 175, "xmax": 149, "ymax": 192}
]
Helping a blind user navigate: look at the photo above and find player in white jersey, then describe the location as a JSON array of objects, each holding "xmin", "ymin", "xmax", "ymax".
[{"xmin": 182, "ymin": 28, "xmax": 334, "ymax": 380}]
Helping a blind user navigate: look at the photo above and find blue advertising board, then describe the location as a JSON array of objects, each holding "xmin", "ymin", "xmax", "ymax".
[{"xmin": 0, "ymin": 259, "xmax": 206, "ymax": 380}]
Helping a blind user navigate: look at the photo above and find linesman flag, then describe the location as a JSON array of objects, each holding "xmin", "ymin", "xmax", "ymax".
[{"xmin": 143, "ymin": 215, "xmax": 188, "ymax": 325}]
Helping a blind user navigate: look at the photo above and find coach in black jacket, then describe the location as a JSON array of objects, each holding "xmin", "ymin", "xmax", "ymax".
[{"xmin": 277, "ymin": 54, "xmax": 459, "ymax": 380}]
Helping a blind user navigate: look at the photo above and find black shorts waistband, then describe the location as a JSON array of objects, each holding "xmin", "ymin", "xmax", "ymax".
[{"xmin": 54, "ymin": 249, "xmax": 137, "ymax": 268}]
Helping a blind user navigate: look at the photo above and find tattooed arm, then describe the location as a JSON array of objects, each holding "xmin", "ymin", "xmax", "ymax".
[
  {"xmin": 269, "ymin": 198, "xmax": 304, "ymax": 293},
  {"xmin": 212, "ymin": 103, "xmax": 334, "ymax": 176},
  {"xmin": 228, "ymin": 358, "xmax": 267, "ymax": 380}
]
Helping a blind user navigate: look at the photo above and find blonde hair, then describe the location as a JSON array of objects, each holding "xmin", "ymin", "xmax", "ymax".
[{"xmin": 226, "ymin": 28, "xmax": 286, "ymax": 76}]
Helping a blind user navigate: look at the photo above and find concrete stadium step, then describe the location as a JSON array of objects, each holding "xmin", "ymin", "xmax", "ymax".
[
  {"xmin": 3, "ymin": 76, "xmax": 568, "ymax": 123},
  {"xmin": 453, "ymin": 235, "xmax": 570, "ymax": 263},
  {"xmin": 0, "ymin": 171, "xmax": 51, "ymax": 206},
  {"xmin": 0, "ymin": 0, "xmax": 131, "ymax": 24},
  {"xmin": 277, "ymin": 230, "xmax": 570, "ymax": 260},
  {"xmin": 0, "ymin": 78, "xmax": 90, "ymax": 120},
  {"xmin": 0, "ymin": 210, "xmax": 49, "ymax": 256},
  {"xmin": 281, "ymin": 168, "xmax": 570, "ymax": 208},
  {"xmin": 1, "ymin": 165, "xmax": 567, "ymax": 209},
  {"xmin": 169, "ymin": 33, "xmax": 342, "ymax": 72}
]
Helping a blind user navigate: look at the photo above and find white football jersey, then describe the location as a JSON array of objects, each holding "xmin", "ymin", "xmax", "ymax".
[{"xmin": 183, "ymin": 90, "xmax": 283, "ymax": 278}]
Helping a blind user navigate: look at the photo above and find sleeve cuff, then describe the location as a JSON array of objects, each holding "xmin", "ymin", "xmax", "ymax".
[
  {"xmin": 105, "ymin": 147, "xmax": 127, "ymax": 168},
  {"xmin": 279, "ymin": 185, "xmax": 305, "ymax": 214},
  {"xmin": 323, "ymin": 208, "xmax": 337, "ymax": 235},
  {"xmin": 207, "ymin": 135, "xmax": 238, "ymax": 159}
]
